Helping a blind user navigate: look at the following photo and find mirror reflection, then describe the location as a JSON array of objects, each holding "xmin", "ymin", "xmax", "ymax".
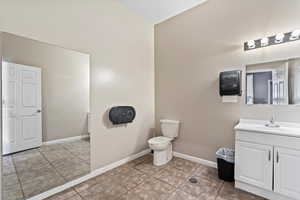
[
  {"xmin": 2, "ymin": 32, "xmax": 90, "ymax": 199},
  {"xmin": 246, "ymin": 58, "xmax": 300, "ymax": 105}
]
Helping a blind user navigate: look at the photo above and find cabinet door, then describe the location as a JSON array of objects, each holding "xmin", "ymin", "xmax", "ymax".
[
  {"xmin": 235, "ymin": 141, "xmax": 273, "ymax": 190},
  {"xmin": 274, "ymin": 147, "xmax": 300, "ymax": 199}
]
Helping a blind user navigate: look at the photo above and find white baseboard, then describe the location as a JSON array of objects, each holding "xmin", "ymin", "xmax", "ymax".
[
  {"xmin": 236, "ymin": 181, "xmax": 293, "ymax": 200},
  {"xmin": 173, "ymin": 151, "xmax": 217, "ymax": 168},
  {"xmin": 28, "ymin": 148, "xmax": 151, "ymax": 200},
  {"xmin": 92, "ymin": 149, "xmax": 151, "ymax": 174},
  {"xmin": 42, "ymin": 135, "xmax": 90, "ymax": 145}
]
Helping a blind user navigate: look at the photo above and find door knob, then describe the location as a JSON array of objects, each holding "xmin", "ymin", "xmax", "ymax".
[{"xmin": 36, "ymin": 110, "xmax": 42, "ymax": 113}]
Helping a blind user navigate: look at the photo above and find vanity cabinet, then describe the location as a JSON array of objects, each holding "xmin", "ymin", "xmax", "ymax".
[{"xmin": 235, "ymin": 119, "xmax": 300, "ymax": 200}]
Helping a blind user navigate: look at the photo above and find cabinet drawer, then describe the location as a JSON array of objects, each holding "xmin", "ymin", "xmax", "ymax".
[{"xmin": 236, "ymin": 130, "xmax": 300, "ymax": 150}]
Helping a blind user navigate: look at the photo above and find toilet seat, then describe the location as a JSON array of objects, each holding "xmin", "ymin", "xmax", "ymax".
[
  {"xmin": 148, "ymin": 136, "xmax": 172, "ymax": 152},
  {"xmin": 148, "ymin": 136, "xmax": 172, "ymax": 145}
]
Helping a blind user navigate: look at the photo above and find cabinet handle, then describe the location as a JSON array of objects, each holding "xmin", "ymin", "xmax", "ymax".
[
  {"xmin": 276, "ymin": 151, "xmax": 279, "ymax": 163},
  {"xmin": 268, "ymin": 150, "xmax": 271, "ymax": 161}
]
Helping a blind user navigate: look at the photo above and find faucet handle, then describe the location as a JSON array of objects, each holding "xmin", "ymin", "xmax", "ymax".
[
  {"xmin": 270, "ymin": 116, "xmax": 274, "ymax": 124},
  {"xmin": 270, "ymin": 113, "xmax": 276, "ymax": 124}
]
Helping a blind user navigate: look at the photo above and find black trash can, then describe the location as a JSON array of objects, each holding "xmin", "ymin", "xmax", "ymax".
[{"xmin": 216, "ymin": 148, "xmax": 235, "ymax": 182}]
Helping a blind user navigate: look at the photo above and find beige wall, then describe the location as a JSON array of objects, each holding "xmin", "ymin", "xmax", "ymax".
[
  {"xmin": 155, "ymin": 0, "xmax": 300, "ymax": 162},
  {"xmin": 2, "ymin": 33, "xmax": 90, "ymax": 142},
  {"xmin": 0, "ymin": 32, "xmax": 3, "ymax": 200},
  {"xmin": 0, "ymin": 0, "xmax": 154, "ymax": 170}
]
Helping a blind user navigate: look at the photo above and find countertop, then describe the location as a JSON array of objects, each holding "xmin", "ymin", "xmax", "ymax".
[{"xmin": 234, "ymin": 119, "xmax": 300, "ymax": 138}]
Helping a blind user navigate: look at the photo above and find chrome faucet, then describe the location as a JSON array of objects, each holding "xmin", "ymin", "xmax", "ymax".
[
  {"xmin": 270, "ymin": 115, "xmax": 275, "ymax": 125},
  {"xmin": 266, "ymin": 114, "xmax": 280, "ymax": 128}
]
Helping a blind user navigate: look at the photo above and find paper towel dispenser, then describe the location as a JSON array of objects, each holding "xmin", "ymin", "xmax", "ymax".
[
  {"xmin": 219, "ymin": 70, "xmax": 242, "ymax": 96},
  {"xmin": 109, "ymin": 106, "xmax": 136, "ymax": 125}
]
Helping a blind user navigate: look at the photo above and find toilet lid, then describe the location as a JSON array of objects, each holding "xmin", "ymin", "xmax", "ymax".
[{"xmin": 148, "ymin": 136, "xmax": 172, "ymax": 145}]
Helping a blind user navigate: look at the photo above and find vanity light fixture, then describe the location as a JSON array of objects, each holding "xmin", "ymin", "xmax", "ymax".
[
  {"xmin": 244, "ymin": 29, "xmax": 300, "ymax": 51},
  {"xmin": 261, "ymin": 37, "xmax": 269, "ymax": 47},
  {"xmin": 290, "ymin": 29, "xmax": 300, "ymax": 40},
  {"xmin": 247, "ymin": 40, "xmax": 256, "ymax": 49},
  {"xmin": 275, "ymin": 33, "xmax": 285, "ymax": 43}
]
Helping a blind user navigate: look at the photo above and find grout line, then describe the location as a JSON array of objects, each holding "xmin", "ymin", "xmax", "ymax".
[
  {"xmin": 60, "ymin": 139, "xmax": 91, "ymax": 166},
  {"xmin": 41, "ymin": 151, "xmax": 241, "ymax": 200},
  {"xmin": 152, "ymin": 175, "xmax": 177, "ymax": 188},
  {"xmin": 153, "ymin": 168, "xmax": 192, "ymax": 192},
  {"xmin": 75, "ymin": 154, "xmax": 152, "ymax": 198},
  {"xmin": 25, "ymin": 148, "xmax": 150, "ymax": 200},
  {"xmin": 33, "ymin": 151, "xmax": 228, "ymax": 200},
  {"xmin": 152, "ymin": 177, "xmax": 177, "ymax": 197},
  {"xmin": 72, "ymin": 153, "xmax": 217, "ymax": 200},
  {"xmin": 39, "ymin": 140, "xmax": 91, "ymax": 198},
  {"xmin": 129, "ymin": 164, "xmax": 178, "ymax": 198},
  {"xmin": 73, "ymin": 187, "xmax": 84, "ymax": 200},
  {"xmin": 38, "ymin": 149, "xmax": 69, "ymax": 184},
  {"xmin": 214, "ymin": 181, "xmax": 225, "ymax": 200},
  {"xmin": 129, "ymin": 157, "xmax": 177, "ymax": 191},
  {"xmin": 59, "ymin": 140, "xmax": 91, "ymax": 178},
  {"xmin": 11, "ymin": 155, "xmax": 26, "ymax": 199},
  {"xmin": 123, "ymin": 165, "xmax": 151, "ymax": 192},
  {"xmin": 160, "ymin": 159, "xmax": 222, "ymax": 199}
]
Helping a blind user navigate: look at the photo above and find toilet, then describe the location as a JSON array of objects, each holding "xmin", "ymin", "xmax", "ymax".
[{"xmin": 148, "ymin": 119, "xmax": 180, "ymax": 166}]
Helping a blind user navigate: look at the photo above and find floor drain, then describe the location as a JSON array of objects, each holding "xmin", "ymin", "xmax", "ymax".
[{"xmin": 189, "ymin": 177, "xmax": 198, "ymax": 184}]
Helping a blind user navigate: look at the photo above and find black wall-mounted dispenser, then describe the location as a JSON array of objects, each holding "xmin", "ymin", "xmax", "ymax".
[
  {"xmin": 109, "ymin": 106, "xmax": 136, "ymax": 125},
  {"xmin": 219, "ymin": 70, "xmax": 242, "ymax": 96}
]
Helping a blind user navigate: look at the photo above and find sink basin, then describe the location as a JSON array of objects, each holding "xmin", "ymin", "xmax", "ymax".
[
  {"xmin": 265, "ymin": 123, "xmax": 280, "ymax": 128},
  {"xmin": 235, "ymin": 119, "xmax": 300, "ymax": 138}
]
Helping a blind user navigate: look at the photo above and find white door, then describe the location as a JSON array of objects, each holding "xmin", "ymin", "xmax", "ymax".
[
  {"xmin": 2, "ymin": 62, "xmax": 42, "ymax": 155},
  {"xmin": 235, "ymin": 141, "xmax": 273, "ymax": 191},
  {"xmin": 274, "ymin": 147, "xmax": 300, "ymax": 199},
  {"xmin": 2, "ymin": 62, "xmax": 18, "ymax": 154}
]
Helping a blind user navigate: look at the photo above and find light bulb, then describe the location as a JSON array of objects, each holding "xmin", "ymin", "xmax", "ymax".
[
  {"xmin": 275, "ymin": 33, "xmax": 285, "ymax": 43},
  {"xmin": 290, "ymin": 29, "xmax": 300, "ymax": 40},
  {"xmin": 261, "ymin": 37, "xmax": 269, "ymax": 47},
  {"xmin": 247, "ymin": 40, "xmax": 255, "ymax": 49}
]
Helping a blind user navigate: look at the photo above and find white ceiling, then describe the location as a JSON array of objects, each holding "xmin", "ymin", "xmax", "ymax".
[{"xmin": 117, "ymin": 0, "xmax": 208, "ymax": 24}]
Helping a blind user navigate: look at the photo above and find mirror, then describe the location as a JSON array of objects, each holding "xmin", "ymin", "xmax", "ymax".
[
  {"xmin": 1, "ymin": 32, "xmax": 90, "ymax": 199},
  {"xmin": 246, "ymin": 57, "xmax": 300, "ymax": 105}
]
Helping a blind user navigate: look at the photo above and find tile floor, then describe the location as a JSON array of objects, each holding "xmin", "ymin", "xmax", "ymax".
[
  {"xmin": 46, "ymin": 154, "xmax": 265, "ymax": 200},
  {"xmin": 3, "ymin": 138, "xmax": 90, "ymax": 200}
]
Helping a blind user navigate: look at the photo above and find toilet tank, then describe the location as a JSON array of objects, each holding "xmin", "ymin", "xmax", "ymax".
[{"xmin": 160, "ymin": 119, "xmax": 180, "ymax": 138}]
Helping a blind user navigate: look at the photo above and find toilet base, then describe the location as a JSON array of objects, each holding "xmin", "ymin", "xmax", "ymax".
[{"xmin": 153, "ymin": 143, "xmax": 173, "ymax": 166}]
